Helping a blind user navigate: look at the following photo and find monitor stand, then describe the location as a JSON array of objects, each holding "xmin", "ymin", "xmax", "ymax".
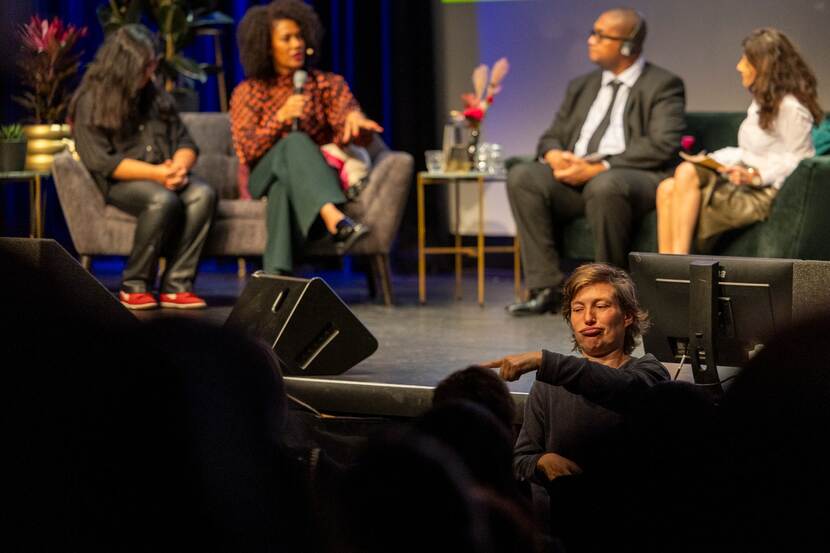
[{"xmin": 688, "ymin": 260, "xmax": 724, "ymax": 396}]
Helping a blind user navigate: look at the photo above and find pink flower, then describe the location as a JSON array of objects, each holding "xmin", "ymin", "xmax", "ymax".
[
  {"xmin": 463, "ymin": 106, "xmax": 485, "ymax": 123},
  {"xmin": 15, "ymin": 15, "xmax": 87, "ymax": 123},
  {"xmin": 19, "ymin": 16, "xmax": 87, "ymax": 54}
]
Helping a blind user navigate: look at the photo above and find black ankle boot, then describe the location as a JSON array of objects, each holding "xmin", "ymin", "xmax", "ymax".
[
  {"xmin": 506, "ymin": 287, "xmax": 562, "ymax": 316},
  {"xmin": 332, "ymin": 217, "xmax": 370, "ymax": 253}
]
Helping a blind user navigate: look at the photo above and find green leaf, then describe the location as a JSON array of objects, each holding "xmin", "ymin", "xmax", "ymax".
[
  {"xmin": 168, "ymin": 54, "xmax": 207, "ymax": 83},
  {"xmin": 157, "ymin": 59, "xmax": 178, "ymax": 82},
  {"xmin": 97, "ymin": 1, "xmax": 144, "ymax": 33},
  {"xmin": 123, "ymin": 0, "xmax": 145, "ymax": 24},
  {"xmin": 155, "ymin": 3, "xmax": 188, "ymax": 35},
  {"xmin": 96, "ymin": 4, "xmax": 117, "ymax": 29}
]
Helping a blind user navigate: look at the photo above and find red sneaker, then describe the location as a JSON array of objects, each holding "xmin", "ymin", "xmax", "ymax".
[
  {"xmin": 119, "ymin": 291, "xmax": 158, "ymax": 310},
  {"xmin": 159, "ymin": 292, "xmax": 207, "ymax": 309}
]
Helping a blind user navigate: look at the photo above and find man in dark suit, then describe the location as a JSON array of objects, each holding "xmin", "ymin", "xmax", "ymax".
[{"xmin": 506, "ymin": 8, "xmax": 685, "ymax": 316}]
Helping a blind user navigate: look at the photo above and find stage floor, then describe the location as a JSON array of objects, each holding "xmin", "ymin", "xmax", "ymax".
[{"xmin": 94, "ymin": 265, "xmax": 697, "ymax": 418}]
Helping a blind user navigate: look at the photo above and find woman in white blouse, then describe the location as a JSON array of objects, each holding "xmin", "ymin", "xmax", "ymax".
[{"xmin": 656, "ymin": 28, "xmax": 823, "ymax": 254}]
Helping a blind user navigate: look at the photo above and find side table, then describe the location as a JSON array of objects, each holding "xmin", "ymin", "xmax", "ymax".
[
  {"xmin": 0, "ymin": 170, "xmax": 51, "ymax": 238},
  {"xmin": 417, "ymin": 171, "xmax": 521, "ymax": 306}
]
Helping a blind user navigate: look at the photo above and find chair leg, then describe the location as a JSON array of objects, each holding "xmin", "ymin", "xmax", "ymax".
[
  {"xmin": 237, "ymin": 257, "xmax": 247, "ymax": 278},
  {"xmin": 365, "ymin": 258, "xmax": 378, "ymax": 299},
  {"xmin": 157, "ymin": 257, "xmax": 166, "ymax": 280},
  {"xmin": 80, "ymin": 255, "xmax": 91, "ymax": 271},
  {"xmin": 375, "ymin": 253, "xmax": 394, "ymax": 307}
]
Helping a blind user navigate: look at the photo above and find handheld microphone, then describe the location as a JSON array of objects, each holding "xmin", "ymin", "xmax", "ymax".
[{"xmin": 292, "ymin": 69, "xmax": 307, "ymax": 132}]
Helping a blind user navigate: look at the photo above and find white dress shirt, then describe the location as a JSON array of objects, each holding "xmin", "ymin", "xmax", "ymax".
[
  {"xmin": 710, "ymin": 95, "xmax": 815, "ymax": 189},
  {"xmin": 573, "ymin": 56, "xmax": 646, "ymax": 158}
]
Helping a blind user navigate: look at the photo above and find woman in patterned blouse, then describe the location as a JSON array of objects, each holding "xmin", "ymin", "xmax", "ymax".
[{"xmin": 230, "ymin": 0, "xmax": 383, "ymax": 275}]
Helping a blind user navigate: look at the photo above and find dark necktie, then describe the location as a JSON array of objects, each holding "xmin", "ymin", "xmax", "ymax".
[{"xmin": 585, "ymin": 80, "xmax": 623, "ymax": 155}]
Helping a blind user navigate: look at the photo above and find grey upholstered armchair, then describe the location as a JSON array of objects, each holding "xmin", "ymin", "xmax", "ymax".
[{"xmin": 51, "ymin": 112, "xmax": 413, "ymax": 305}]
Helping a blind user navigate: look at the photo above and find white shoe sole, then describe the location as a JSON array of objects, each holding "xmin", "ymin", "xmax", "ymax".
[
  {"xmin": 120, "ymin": 301, "xmax": 158, "ymax": 310},
  {"xmin": 159, "ymin": 301, "xmax": 207, "ymax": 309}
]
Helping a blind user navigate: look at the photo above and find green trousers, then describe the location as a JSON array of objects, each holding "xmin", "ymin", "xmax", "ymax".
[{"xmin": 249, "ymin": 132, "xmax": 346, "ymax": 273}]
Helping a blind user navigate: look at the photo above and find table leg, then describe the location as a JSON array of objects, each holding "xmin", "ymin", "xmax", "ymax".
[
  {"xmin": 28, "ymin": 177, "xmax": 35, "ymax": 238},
  {"xmin": 35, "ymin": 174, "xmax": 43, "ymax": 238},
  {"xmin": 28, "ymin": 176, "xmax": 43, "ymax": 239},
  {"xmin": 454, "ymin": 179, "xmax": 462, "ymax": 300},
  {"xmin": 477, "ymin": 176, "xmax": 484, "ymax": 306},
  {"xmin": 417, "ymin": 174, "xmax": 426, "ymax": 304},
  {"xmin": 514, "ymin": 235, "xmax": 522, "ymax": 300}
]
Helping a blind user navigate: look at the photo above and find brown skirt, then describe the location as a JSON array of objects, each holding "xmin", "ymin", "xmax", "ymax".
[{"xmin": 694, "ymin": 165, "xmax": 778, "ymax": 253}]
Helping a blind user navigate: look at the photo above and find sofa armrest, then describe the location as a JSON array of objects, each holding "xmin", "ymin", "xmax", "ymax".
[
  {"xmin": 506, "ymin": 155, "xmax": 535, "ymax": 171},
  {"xmin": 786, "ymin": 155, "xmax": 830, "ymax": 260},
  {"xmin": 51, "ymin": 152, "xmax": 110, "ymax": 255}
]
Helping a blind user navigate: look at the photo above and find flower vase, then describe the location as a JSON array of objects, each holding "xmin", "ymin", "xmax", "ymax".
[{"xmin": 467, "ymin": 126, "xmax": 480, "ymax": 170}]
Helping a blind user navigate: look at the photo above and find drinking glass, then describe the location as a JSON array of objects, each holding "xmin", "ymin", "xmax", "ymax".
[{"xmin": 425, "ymin": 150, "xmax": 444, "ymax": 173}]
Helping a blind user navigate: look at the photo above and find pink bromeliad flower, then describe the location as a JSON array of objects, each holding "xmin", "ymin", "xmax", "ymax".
[
  {"xmin": 19, "ymin": 16, "xmax": 87, "ymax": 53},
  {"xmin": 15, "ymin": 15, "xmax": 87, "ymax": 123}
]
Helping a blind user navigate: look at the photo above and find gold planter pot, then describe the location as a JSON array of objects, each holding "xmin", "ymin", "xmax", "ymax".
[{"xmin": 23, "ymin": 124, "xmax": 71, "ymax": 171}]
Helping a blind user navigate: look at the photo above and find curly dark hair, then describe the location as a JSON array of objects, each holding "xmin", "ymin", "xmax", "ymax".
[
  {"xmin": 237, "ymin": 0, "xmax": 324, "ymax": 80},
  {"xmin": 561, "ymin": 263, "xmax": 650, "ymax": 355},
  {"xmin": 68, "ymin": 24, "xmax": 171, "ymax": 131},
  {"xmin": 742, "ymin": 28, "xmax": 824, "ymax": 130}
]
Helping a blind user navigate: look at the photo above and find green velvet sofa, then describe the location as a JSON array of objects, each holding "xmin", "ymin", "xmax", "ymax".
[{"xmin": 509, "ymin": 112, "xmax": 830, "ymax": 261}]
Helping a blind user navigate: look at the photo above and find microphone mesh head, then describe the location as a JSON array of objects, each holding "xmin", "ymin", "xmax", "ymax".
[{"xmin": 293, "ymin": 70, "xmax": 308, "ymax": 90}]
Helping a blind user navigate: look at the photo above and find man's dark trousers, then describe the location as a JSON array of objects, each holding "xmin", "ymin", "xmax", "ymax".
[{"xmin": 507, "ymin": 161, "xmax": 661, "ymax": 291}]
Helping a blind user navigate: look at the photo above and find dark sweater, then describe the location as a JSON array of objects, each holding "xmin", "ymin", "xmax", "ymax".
[
  {"xmin": 72, "ymin": 86, "xmax": 198, "ymax": 196},
  {"xmin": 513, "ymin": 351, "xmax": 669, "ymax": 482}
]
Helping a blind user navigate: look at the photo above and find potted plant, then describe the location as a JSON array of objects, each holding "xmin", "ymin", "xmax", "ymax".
[
  {"xmin": 0, "ymin": 125, "xmax": 28, "ymax": 172},
  {"xmin": 97, "ymin": 0, "xmax": 233, "ymax": 111},
  {"xmin": 13, "ymin": 16, "xmax": 87, "ymax": 170}
]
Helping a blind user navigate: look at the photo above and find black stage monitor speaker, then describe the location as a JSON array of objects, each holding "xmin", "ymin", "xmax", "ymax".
[
  {"xmin": 1, "ymin": 238, "xmax": 137, "ymax": 327},
  {"xmin": 224, "ymin": 271, "xmax": 378, "ymax": 376}
]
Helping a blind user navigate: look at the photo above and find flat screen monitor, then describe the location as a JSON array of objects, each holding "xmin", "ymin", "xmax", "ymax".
[{"xmin": 629, "ymin": 253, "xmax": 794, "ymax": 387}]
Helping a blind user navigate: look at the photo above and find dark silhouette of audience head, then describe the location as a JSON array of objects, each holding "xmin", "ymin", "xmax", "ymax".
[
  {"xmin": 10, "ymin": 301, "xmax": 302, "ymax": 552},
  {"xmin": 416, "ymin": 400, "xmax": 515, "ymax": 496},
  {"xmin": 333, "ymin": 433, "xmax": 493, "ymax": 553},
  {"xmin": 72, "ymin": 317, "xmax": 299, "ymax": 552},
  {"xmin": 414, "ymin": 401, "xmax": 541, "ymax": 553},
  {"xmin": 433, "ymin": 365, "xmax": 516, "ymax": 431},
  {"xmin": 614, "ymin": 315, "xmax": 830, "ymax": 553},
  {"xmin": 717, "ymin": 314, "xmax": 830, "ymax": 551}
]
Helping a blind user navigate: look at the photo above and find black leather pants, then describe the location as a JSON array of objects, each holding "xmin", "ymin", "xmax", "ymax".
[{"xmin": 107, "ymin": 178, "xmax": 216, "ymax": 293}]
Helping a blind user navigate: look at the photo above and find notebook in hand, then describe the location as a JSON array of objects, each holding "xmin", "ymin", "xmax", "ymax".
[{"xmin": 679, "ymin": 151, "xmax": 725, "ymax": 172}]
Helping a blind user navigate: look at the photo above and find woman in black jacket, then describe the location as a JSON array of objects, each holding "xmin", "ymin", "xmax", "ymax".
[{"xmin": 69, "ymin": 24, "xmax": 216, "ymax": 310}]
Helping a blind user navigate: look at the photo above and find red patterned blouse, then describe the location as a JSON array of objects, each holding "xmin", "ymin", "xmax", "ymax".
[{"xmin": 230, "ymin": 69, "xmax": 365, "ymax": 168}]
